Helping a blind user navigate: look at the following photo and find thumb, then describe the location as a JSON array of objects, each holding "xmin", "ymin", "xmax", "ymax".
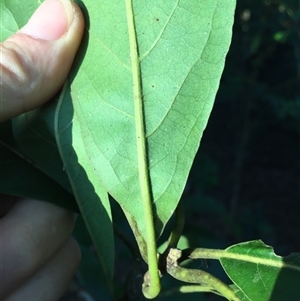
[{"xmin": 0, "ymin": 0, "xmax": 84, "ymax": 122}]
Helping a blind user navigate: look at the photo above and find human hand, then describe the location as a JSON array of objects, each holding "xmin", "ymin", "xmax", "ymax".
[
  {"xmin": 0, "ymin": 0, "xmax": 84, "ymax": 300},
  {"xmin": 0, "ymin": 197, "xmax": 81, "ymax": 301},
  {"xmin": 0, "ymin": 0, "xmax": 84, "ymax": 122}
]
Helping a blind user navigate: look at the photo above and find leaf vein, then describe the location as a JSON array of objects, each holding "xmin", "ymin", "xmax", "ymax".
[
  {"xmin": 91, "ymin": 32, "xmax": 131, "ymax": 71},
  {"xmin": 139, "ymin": 0, "xmax": 180, "ymax": 61}
]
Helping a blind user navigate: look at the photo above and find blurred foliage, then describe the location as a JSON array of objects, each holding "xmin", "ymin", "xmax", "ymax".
[
  {"xmin": 70, "ymin": 1, "xmax": 300, "ymax": 300},
  {"xmin": 191, "ymin": 0, "xmax": 300, "ymax": 254}
]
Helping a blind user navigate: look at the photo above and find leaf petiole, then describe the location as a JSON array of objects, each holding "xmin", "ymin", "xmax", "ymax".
[
  {"xmin": 125, "ymin": 0, "xmax": 161, "ymax": 298},
  {"xmin": 166, "ymin": 249, "xmax": 241, "ymax": 301}
]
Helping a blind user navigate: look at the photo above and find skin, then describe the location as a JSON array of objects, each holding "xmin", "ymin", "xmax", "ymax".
[{"xmin": 0, "ymin": 0, "xmax": 85, "ymax": 300}]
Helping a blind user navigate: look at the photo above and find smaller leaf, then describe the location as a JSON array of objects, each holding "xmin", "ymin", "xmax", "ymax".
[
  {"xmin": 220, "ymin": 240, "xmax": 300, "ymax": 301},
  {"xmin": 12, "ymin": 103, "xmax": 72, "ymax": 193},
  {"xmin": 55, "ymin": 83, "xmax": 115, "ymax": 294},
  {"xmin": 0, "ymin": 143, "xmax": 78, "ymax": 212}
]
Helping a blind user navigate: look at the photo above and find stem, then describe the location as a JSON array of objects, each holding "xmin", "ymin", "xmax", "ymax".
[
  {"xmin": 182, "ymin": 248, "xmax": 300, "ymax": 271},
  {"xmin": 125, "ymin": 0, "xmax": 160, "ymax": 298},
  {"xmin": 166, "ymin": 249, "xmax": 241, "ymax": 301},
  {"xmin": 168, "ymin": 266, "xmax": 241, "ymax": 301},
  {"xmin": 160, "ymin": 284, "xmax": 223, "ymax": 297}
]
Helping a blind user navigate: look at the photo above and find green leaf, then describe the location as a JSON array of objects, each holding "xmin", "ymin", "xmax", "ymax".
[
  {"xmin": 220, "ymin": 240, "xmax": 300, "ymax": 301},
  {"xmin": 0, "ymin": 0, "xmax": 18, "ymax": 40},
  {"xmin": 12, "ymin": 103, "xmax": 72, "ymax": 193},
  {"xmin": 0, "ymin": 0, "xmax": 38, "ymax": 41},
  {"xmin": 65, "ymin": 0, "xmax": 235, "ymax": 249},
  {"xmin": 0, "ymin": 141, "xmax": 78, "ymax": 212},
  {"xmin": 0, "ymin": 119, "xmax": 78, "ymax": 211},
  {"xmin": 55, "ymin": 83, "xmax": 115, "ymax": 290}
]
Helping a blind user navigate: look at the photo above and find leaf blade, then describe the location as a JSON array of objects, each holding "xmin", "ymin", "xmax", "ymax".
[
  {"xmin": 67, "ymin": 0, "xmax": 236, "ymax": 248},
  {"xmin": 0, "ymin": 0, "xmax": 18, "ymax": 40},
  {"xmin": 55, "ymin": 82, "xmax": 115, "ymax": 290},
  {"xmin": 0, "ymin": 141, "xmax": 78, "ymax": 212},
  {"xmin": 220, "ymin": 240, "xmax": 300, "ymax": 301},
  {"xmin": 12, "ymin": 104, "xmax": 73, "ymax": 193}
]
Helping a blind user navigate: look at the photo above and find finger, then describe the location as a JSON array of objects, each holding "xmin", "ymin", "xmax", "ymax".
[
  {"xmin": 0, "ymin": 199, "xmax": 77, "ymax": 298},
  {"xmin": 3, "ymin": 237, "xmax": 81, "ymax": 301},
  {"xmin": 0, "ymin": 0, "xmax": 85, "ymax": 122}
]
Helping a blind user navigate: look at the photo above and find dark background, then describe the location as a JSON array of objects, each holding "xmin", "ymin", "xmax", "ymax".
[
  {"xmin": 186, "ymin": 0, "xmax": 300, "ymax": 255},
  {"xmin": 63, "ymin": 0, "xmax": 300, "ymax": 300}
]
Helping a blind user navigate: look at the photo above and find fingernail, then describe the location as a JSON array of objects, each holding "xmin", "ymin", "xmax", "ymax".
[{"xmin": 19, "ymin": 0, "xmax": 74, "ymax": 40}]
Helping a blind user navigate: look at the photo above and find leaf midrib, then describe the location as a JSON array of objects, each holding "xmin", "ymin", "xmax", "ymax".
[{"xmin": 125, "ymin": 0, "xmax": 160, "ymax": 297}]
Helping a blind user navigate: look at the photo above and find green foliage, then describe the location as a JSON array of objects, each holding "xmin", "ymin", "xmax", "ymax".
[
  {"xmin": 181, "ymin": 240, "xmax": 300, "ymax": 301},
  {"xmin": 220, "ymin": 241, "xmax": 300, "ymax": 301}
]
